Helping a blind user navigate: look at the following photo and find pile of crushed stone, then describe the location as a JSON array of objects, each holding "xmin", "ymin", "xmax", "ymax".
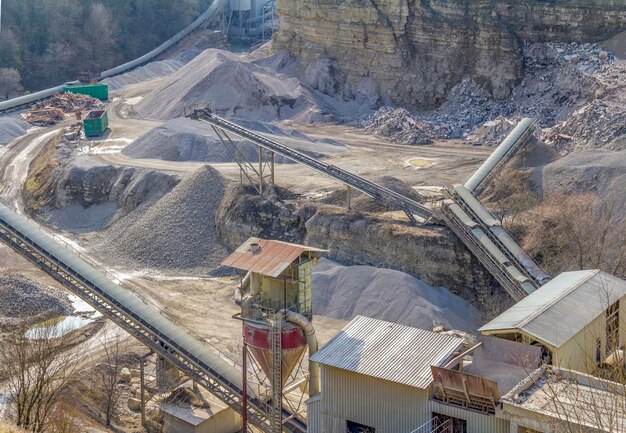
[
  {"xmin": 0, "ymin": 274, "xmax": 70, "ymax": 329},
  {"xmin": 532, "ymin": 149, "xmax": 626, "ymax": 216},
  {"xmin": 363, "ymin": 108, "xmax": 436, "ymax": 145},
  {"xmin": 0, "ymin": 116, "xmax": 31, "ymax": 145},
  {"xmin": 136, "ymin": 49, "xmax": 322, "ymax": 123},
  {"xmin": 102, "ymin": 59, "xmax": 185, "ymax": 91},
  {"xmin": 466, "ymin": 116, "xmax": 522, "ymax": 147},
  {"xmin": 94, "ymin": 165, "xmax": 229, "ymax": 275},
  {"xmin": 312, "ymin": 259, "xmax": 482, "ymax": 331},
  {"xmin": 124, "ymin": 117, "xmax": 346, "ymax": 163}
]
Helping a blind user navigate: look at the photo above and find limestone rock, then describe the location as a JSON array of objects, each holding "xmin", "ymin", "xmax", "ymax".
[{"xmin": 274, "ymin": 0, "xmax": 626, "ymax": 108}]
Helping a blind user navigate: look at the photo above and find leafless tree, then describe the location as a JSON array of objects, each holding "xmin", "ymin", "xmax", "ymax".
[
  {"xmin": 524, "ymin": 192, "xmax": 626, "ymax": 278},
  {"xmin": 0, "ymin": 326, "xmax": 84, "ymax": 433},
  {"xmin": 93, "ymin": 330, "xmax": 125, "ymax": 426},
  {"xmin": 0, "ymin": 67, "xmax": 22, "ymax": 100},
  {"xmin": 84, "ymin": 3, "xmax": 115, "ymax": 62}
]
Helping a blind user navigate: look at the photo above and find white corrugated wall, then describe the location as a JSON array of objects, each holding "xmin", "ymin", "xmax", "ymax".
[{"xmin": 307, "ymin": 365, "xmax": 510, "ymax": 433}]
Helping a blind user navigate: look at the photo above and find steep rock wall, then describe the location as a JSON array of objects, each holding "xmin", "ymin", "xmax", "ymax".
[{"xmin": 274, "ymin": 0, "xmax": 626, "ymax": 108}]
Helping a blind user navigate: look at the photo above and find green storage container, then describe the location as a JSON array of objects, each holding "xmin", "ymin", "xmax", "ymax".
[
  {"xmin": 83, "ymin": 110, "xmax": 109, "ymax": 137},
  {"xmin": 64, "ymin": 84, "xmax": 109, "ymax": 101}
]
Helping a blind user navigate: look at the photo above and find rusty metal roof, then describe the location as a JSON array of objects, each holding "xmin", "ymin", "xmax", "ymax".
[
  {"xmin": 311, "ymin": 316, "xmax": 464, "ymax": 389},
  {"xmin": 221, "ymin": 237, "xmax": 326, "ymax": 278}
]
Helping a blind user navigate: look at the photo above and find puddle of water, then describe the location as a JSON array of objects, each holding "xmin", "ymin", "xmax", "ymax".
[
  {"xmin": 408, "ymin": 158, "xmax": 434, "ymax": 168},
  {"xmin": 25, "ymin": 315, "xmax": 94, "ymax": 340},
  {"xmin": 69, "ymin": 295, "xmax": 103, "ymax": 318}
]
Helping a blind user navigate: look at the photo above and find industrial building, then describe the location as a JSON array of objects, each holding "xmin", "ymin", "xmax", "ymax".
[
  {"xmin": 307, "ymin": 316, "xmax": 511, "ymax": 433},
  {"xmin": 480, "ymin": 270, "xmax": 626, "ymax": 374}
]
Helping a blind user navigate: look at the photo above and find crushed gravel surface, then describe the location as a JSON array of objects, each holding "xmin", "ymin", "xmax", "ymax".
[
  {"xmin": 0, "ymin": 274, "xmax": 71, "ymax": 329},
  {"xmin": 136, "ymin": 49, "xmax": 322, "ymax": 122},
  {"xmin": 0, "ymin": 116, "xmax": 31, "ymax": 145},
  {"xmin": 95, "ymin": 165, "xmax": 229, "ymax": 275},
  {"xmin": 312, "ymin": 259, "xmax": 482, "ymax": 331},
  {"xmin": 102, "ymin": 59, "xmax": 185, "ymax": 91}
]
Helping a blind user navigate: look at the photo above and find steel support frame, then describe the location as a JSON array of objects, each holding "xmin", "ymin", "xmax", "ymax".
[
  {"xmin": 0, "ymin": 222, "xmax": 306, "ymax": 433},
  {"xmin": 210, "ymin": 124, "xmax": 275, "ymax": 196}
]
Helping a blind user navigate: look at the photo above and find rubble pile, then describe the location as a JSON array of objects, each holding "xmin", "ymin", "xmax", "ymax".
[
  {"xmin": 363, "ymin": 107, "xmax": 442, "ymax": 145},
  {"xmin": 22, "ymin": 93, "xmax": 103, "ymax": 126},
  {"xmin": 363, "ymin": 42, "xmax": 620, "ymax": 149}
]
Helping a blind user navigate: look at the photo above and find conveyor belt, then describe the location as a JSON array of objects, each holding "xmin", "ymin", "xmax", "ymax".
[
  {"xmin": 0, "ymin": 204, "xmax": 305, "ymax": 433},
  {"xmin": 188, "ymin": 109, "xmax": 434, "ymax": 223}
]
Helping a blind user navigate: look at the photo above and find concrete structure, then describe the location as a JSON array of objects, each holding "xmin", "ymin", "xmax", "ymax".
[
  {"xmin": 308, "ymin": 316, "xmax": 510, "ymax": 433},
  {"xmin": 499, "ymin": 366, "xmax": 626, "ymax": 433},
  {"xmin": 160, "ymin": 391, "xmax": 242, "ymax": 433},
  {"xmin": 480, "ymin": 270, "xmax": 626, "ymax": 374}
]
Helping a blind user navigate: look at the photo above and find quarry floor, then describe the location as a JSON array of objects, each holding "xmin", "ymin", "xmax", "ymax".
[{"xmin": 0, "ymin": 58, "xmax": 494, "ymax": 432}]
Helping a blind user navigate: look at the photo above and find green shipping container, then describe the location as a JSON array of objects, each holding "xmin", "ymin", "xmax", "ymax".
[
  {"xmin": 83, "ymin": 110, "xmax": 109, "ymax": 137},
  {"xmin": 64, "ymin": 83, "xmax": 109, "ymax": 101}
]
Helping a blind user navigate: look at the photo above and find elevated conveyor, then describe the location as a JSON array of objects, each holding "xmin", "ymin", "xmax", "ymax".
[
  {"xmin": 0, "ymin": 204, "xmax": 305, "ymax": 433},
  {"xmin": 188, "ymin": 109, "xmax": 435, "ymax": 224}
]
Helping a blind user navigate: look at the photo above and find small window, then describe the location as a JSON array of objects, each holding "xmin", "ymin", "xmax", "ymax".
[
  {"xmin": 346, "ymin": 420, "xmax": 375, "ymax": 433},
  {"xmin": 596, "ymin": 338, "xmax": 602, "ymax": 366}
]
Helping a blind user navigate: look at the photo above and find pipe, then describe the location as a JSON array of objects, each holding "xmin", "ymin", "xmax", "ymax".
[
  {"xmin": 284, "ymin": 310, "xmax": 320, "ymax": 396},
  {"xmin": 235, "ymin": 272, "xmax": 251, "ymax": 306}
]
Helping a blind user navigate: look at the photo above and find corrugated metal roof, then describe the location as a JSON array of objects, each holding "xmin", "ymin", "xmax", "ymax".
[
  {"xmin": 221, "ymin": 237, "xmax": 326, "ymax": 278},
  {"xmin": 480, "ymin": 270, "xmax": 626, "ymax": 348},
  {"xmin": 311, "ymin": 316, "xmax": 464, "ymax": 389}
]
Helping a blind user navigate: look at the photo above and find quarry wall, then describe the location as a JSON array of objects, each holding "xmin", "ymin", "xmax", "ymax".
[{"xmin": 274, "ymin": 0, "xmax": 626, "ymax": 108}]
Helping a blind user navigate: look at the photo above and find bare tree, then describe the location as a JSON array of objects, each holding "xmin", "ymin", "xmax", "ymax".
[
  {"xmin": 84, "ymin": 3, "xmax": 115, "ymax": 63},
  {"xmin": 0, "ymin": 326, "xmax": 84, "ymax": 433},
  {"xmin": 524, "ymin": 192, "xmax": 626, "ymax": 278},
  {"xmin": 0, "ymin": 67, "xmax": 22, "ymax": 100},
  {"xmin": 93, "ymin": 330, "xmax": 125, "ymax": 426}
]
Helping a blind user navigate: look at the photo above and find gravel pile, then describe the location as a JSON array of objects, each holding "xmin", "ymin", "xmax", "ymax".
[
  {"xmin": 0, "ymin": 116, "xmax": 31, "ymax": 145},
  {"xmin": 466, "ymin": 116, "xmax": 520, "ymax": 147},
  {"xmin": 136, "ymin": 49, "xmax": 319, "ymax": 122},
  {"xmin": 102, "ymin": 59, "xmax": 185, "ymax": 91},
  {"xmin": 0, "ymin": 274, "xmax": 70, "ymax": 329},
  {"xmin": 95, "ymin": 165, "xmax": 229, "ymax": 275},
  {"xmin": 363, "ymin": 108, "xmax": 435, "ymax": 145},
  {"xmin": 533, "ymin": 149, "xmax": 626, "ymax": 217},
  {"xmin": 123, "ymin": 117, "xmax": 262, "ymax": 162},
  {"xmin": 312, "ymin": 259, "xmax": 481, "ymax": 331}
]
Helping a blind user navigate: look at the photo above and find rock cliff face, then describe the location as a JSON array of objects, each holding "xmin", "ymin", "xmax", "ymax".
[
  {"xmin": 304, "ymin": 206, "xmax": 510, "ymax": 316},
  {"xmin": 274, "ymin": 0, "xmax": 626, "ymax": 108}
]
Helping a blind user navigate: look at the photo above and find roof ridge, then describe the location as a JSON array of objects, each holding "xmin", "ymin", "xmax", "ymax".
[{"xmin": 516, "ymin": 270, "xmax": 600, "ymax": 329}]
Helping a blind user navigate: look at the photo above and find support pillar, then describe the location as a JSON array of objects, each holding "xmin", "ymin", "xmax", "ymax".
[
  {"xmin": 271, "ymin": 151, "xmax": 275, "ymax": 188},
  {"xmin": 140, "ymin": 357, "xmax": 146, "ymax": 427},
  {"xmin": 242, "ymin": 340, "xmax": 248, "ymax": 433},
  {"xmin": 259, "ymin": 147, "xmax": 264, "ymax": 195},
  {"xmin": 346, "ymin": 186, "xmax": 352, "ymax": 210}
]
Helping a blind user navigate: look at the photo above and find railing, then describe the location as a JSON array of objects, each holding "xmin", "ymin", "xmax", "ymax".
[{"xmin": 409, "ymin": 418, "xmax": 452, "ymax": 433}]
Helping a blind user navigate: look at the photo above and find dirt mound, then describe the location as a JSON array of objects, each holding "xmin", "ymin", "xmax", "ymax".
[
  {"xmin": 95, "ymin": 165, "xmax": 229, "ymax": 275},
  {"xmin": 136, "ymin": 49, "xmax": 321, "ymax": 123},
  {"xmin": 312, "ymin": 259, "xmax": 481, "ymax": 331},
  {"xmin": 102, "ymin": 59, "xmax": 185, "ymax": 91},
  {"xmin": 466, "ymin": 116, "xmax": 519, "ymax": 147},
  {"xmin": 0, "ymin": 116, "xmax": 30, "ymax": 145},
  {"xmin": 0, "ymin": 274, "xmax": 70, "ymax": 329}
]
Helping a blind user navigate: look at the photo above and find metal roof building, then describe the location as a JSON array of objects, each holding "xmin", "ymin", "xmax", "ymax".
[
  {"xmin": 311, "ymin": 316, "xmax": 463, "ymax": 389},
  {"xmin": 480, "ymin": 270, "xmax": 626, "ymax": 374},
  {"xmin": 308, "ymin": 316, "xmax": 509, "ymax": 433}
]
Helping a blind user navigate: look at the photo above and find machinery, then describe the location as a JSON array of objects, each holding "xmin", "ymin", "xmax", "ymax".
[{"xmin": 223, "ymin": 237, "xmax": 325, "ymax": 433}]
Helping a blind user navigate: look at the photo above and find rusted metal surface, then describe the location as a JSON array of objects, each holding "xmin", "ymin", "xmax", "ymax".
[
  {"xmin": 221, "ymin": 237, "xmax": 326, "ymax": 278},
  {"xmin": 431, "ymin": 366, "xmax": 500, "ymax": 414}
]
